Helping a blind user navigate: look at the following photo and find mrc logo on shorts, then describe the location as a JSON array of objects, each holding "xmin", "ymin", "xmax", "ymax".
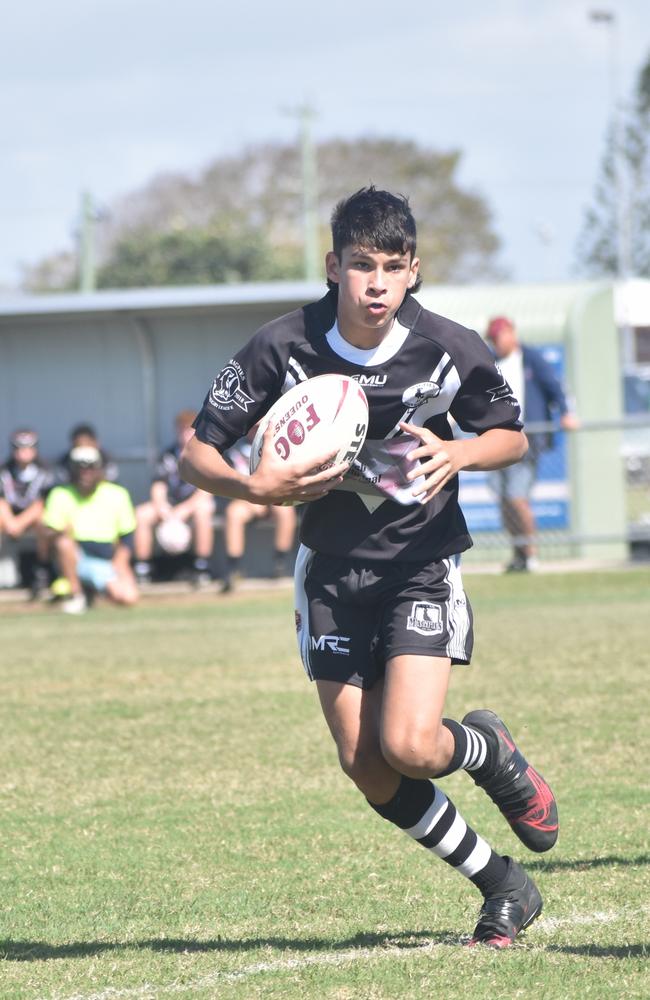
[{"xmin": 406, "ymin": 601, "xmax": 443, "ymax": 636}]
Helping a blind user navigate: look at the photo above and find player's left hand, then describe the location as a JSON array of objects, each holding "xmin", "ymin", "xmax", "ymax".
[{"xmin": 400, "ymin": 422, "xmax": 467, "ymax": 503}]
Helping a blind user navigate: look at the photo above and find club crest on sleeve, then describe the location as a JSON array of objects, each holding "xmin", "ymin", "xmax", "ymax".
[
  {"xmin": 486, "ymin": 369, "xmax": 516, "ymax": 404},
  {"xmin": 406, "ymin": 601, "xmax": 443, "ymax": 636},
  {"xmin": 209, "ymin": 361, "xmax": 255, "ymax": 412}
]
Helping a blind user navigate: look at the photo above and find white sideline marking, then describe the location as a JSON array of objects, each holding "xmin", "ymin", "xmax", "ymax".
[{"xmin": 39, "ymin": 907, "xmax": 649, "ymax": 1000}]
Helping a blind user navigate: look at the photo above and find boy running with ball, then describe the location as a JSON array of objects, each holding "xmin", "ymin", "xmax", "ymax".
[{"xmin": 181, "ymin": 186, "xmax": 558, "ymax": 946}]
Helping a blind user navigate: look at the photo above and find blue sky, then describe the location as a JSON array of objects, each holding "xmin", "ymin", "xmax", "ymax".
[{"xmin": 3, "ymin": 0, "xmax": 649, "ymax": 290}]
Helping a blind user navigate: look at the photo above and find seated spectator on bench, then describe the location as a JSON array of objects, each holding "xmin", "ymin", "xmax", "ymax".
[
  {"xmin": 0, "ymin": 428, "xmax": 54, "ymax": 596},
  {"xmin": 221, "ymin": 436, "xmax": 297, "ymax": 594},
  {"xmin": 134, "ymin": 409, "xmax": 215, "ymax": 587},
  {"xmin": 55, "ymin": 422, "xmax": 119, "ymax": 485},
  {"xmin": 43, "ymin": 446, "xmax": 138, "ymax": 614}
]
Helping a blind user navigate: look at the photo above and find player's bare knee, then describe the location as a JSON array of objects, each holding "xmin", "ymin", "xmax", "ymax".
[{"xmin": 381, "ymin": 730, "xmax": 445, "ymax": 778}]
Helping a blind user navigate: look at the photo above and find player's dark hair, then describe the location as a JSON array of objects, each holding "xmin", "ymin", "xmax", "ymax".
[{"xmin": 328, "ymin": 185, "xmax": 422, "ymax": 293}]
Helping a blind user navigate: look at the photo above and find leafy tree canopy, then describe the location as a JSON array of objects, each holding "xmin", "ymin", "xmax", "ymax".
[
  {"xmin": 576, "ymin": 51, "xmax": 650, "ymax": 278},
  {"xmin": 24, "ymin": 137, "xmax": 505, "ymax": 291}
]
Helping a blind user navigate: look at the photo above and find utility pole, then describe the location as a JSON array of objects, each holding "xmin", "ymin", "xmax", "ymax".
[
  {"xmin": 285, "ymin": 105, "xmax": 320, "ymax": 281},
  {"xmin": 79, "ymin": 190, "xmax": 96, "ymax": 292}
]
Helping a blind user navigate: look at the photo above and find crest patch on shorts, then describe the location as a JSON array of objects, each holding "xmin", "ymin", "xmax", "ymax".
[{"xmin": 406, "ymin": 601, "xmax": 443, "ymax": 636}]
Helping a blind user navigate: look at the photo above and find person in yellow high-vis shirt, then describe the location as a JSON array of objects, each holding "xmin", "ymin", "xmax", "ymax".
[{"xmin": 43, "ymin": 445, "xmax": 139, "ymax": 614}]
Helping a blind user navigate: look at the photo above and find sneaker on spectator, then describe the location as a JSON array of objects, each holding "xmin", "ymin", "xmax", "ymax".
[
  {"xmin": 30, "ymin": 566, "xmax": 51, "ymax": 601},
  {"xmin": 134, "ymin": 561, "xmax": 152, "ymax": 585},
  {"xmin": 504, "ymin": 554, "xmax": 538, "ymax": 573},
  {"xmin": 50, "ymin": 576, "xmax": 73, "ymax": 601},
  {"xmin": 60, "ymin": 593, "xmax": 88, "ymax": 615},
  {"xmin": 220, "ymin": 570, "xmax": 242, "ymax": 594}
]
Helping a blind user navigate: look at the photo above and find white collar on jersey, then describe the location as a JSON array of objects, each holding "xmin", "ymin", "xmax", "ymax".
[{"xmin": 325, "ymin": 319, "xmax": 410, "ymax": 367}]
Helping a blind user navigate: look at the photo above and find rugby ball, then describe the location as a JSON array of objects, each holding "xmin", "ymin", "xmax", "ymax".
[
  {"xmin": 249, "ymin": 374, "xmax": 368, "ymax": 477},
  {"xmin": 156, "ymin": 518, "xmax": 192, "ymax": 555}
]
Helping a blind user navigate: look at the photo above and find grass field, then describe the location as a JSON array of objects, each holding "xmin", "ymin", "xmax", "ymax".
[{"xmin": 1, "ymin": 569, "xmax": 649, "ymax": 1000}]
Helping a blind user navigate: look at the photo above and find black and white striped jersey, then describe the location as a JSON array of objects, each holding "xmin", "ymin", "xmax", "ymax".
[
  {"xmin": 193, "ymin": 291, "xmax": 522, "ymax": 562},
  {"xmin": 0, "ymin": 459, "xmax": 53, "ymax": 512}
]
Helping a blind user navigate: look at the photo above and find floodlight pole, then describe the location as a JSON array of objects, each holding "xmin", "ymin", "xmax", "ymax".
[{"xmin": 589, "ymin": 9, "xmax": 632, "ymax": 280}]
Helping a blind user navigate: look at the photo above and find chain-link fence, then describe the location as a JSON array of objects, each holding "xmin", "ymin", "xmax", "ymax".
[{"xmin": 460, "ymin": 416, "xmax": 650, "ymax": 567}]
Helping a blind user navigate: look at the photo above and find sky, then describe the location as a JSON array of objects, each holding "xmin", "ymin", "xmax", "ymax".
[{"xmin": 3, "ymin": 0, "xmax": 650, "ymax": 291}]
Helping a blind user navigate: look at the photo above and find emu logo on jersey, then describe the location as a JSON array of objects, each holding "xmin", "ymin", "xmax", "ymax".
[
  {"xmin": 351, "ymin": 374, "xmax": 388, "ymax": 387},
  {"xmin": 406, "ymin": 601, "xmax": 443, "ymax": 636},
  {"xmin": 402, "ymin": 381, "xmax": 441, "ymax": 408},
  {"xmin": 209, "ymin": 361, "xmax": 254, "ymax": 412}
]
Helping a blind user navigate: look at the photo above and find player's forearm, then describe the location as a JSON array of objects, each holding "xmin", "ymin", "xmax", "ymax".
[
  {"xmin": 460, "ymin": 428, "xmax": 528, "ymax": 472},
  {"xmin": 179, "ymin": 436, "xmax": 256, "ymax": 502}
]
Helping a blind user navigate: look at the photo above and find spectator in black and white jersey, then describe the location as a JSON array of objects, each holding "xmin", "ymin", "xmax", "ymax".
[
  {"xmin": 55, "ymin": 423, "xmax": 120, "ymax": 485},
  {"xmin": 133, "ymin": 409, "xmax": 215, "ymax": 586},
  {"xmin": 0, "ymin": 428, "xmax": 54, "ymax": 594}
]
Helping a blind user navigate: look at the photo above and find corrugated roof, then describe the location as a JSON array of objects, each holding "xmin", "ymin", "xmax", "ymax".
[
  {"xmin": 0, "ymin": 278, "xmax": 607, "ymax": 330},
  {"xmin": 416, "ymin": 281, "xmax": 607, "ymax": 333},
  {"xmin": 0, "ymin": 281, "xmax": 326, "ymax": 321}
]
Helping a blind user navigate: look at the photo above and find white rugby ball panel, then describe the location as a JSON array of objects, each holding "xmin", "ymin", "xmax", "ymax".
[{"xmin": 249, "ymin": 374, "xmax": 368, "ymax": 474}]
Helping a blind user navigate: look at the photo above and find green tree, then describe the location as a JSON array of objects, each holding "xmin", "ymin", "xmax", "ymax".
[
  {"xmin": 24, "ymin": 138, "xmax": 505, "ymax": 291},
  {"xmin": 97, "ymin": 223, "xmax": 302, "ymax": 289},
  {"xmin": 576, "ymin": 52, "xmax": 650, "ymax": 277}
]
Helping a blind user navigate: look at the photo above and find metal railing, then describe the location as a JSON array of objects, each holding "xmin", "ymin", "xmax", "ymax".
[{"xmin": 460, "ymin": 415, "xmax": 650, "ymax": 565}]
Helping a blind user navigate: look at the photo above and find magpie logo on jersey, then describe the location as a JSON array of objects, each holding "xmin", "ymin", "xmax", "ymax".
[
  {"xmin": 402, "ymin": 381, "xmax": 442, "ymax": 408},
  {"xmin": 406, "ymin": 601, "xmax": 443, "ymax": 636},
  {"xmin": 310, "ymin": 634, "xmax": 351, "ymax": 655},
  {"xmin": 209, "ymin": 361, "xmax": 255, "ymax": 412}
]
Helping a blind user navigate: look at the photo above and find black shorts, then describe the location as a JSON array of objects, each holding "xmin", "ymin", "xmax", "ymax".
[{"xmin": 294, "ymin": 545, "xmax": 474, "ymax": 690}]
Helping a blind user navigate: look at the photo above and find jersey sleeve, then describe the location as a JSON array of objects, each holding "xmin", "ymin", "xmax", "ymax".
[
  {"xmin": 43, "ymin": 487, "xmax": 73, "ymax": 532},
  {"xmin": 449, "ymin": 330, "xmax": 524, "ymax": 434},
  {"xmin": 193, "ymin": 326, "xmax": 287, "ymax": 452}
]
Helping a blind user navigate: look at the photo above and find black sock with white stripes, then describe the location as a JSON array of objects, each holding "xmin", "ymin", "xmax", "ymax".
[
  {"xmin": 435, "ymin": 718, "xmax": 491, "ymax": 778},
  {"xmin": 368, "ymin": 776, "xmax": 508, "ymax": 895}
]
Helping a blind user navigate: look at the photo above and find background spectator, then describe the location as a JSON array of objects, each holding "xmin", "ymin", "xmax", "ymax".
[
  {"xmin": 0, "ymin": 428, "xmax": 54, "ymax": 596},
  {"xmin": 55, "ymin": 423, "xmax": 119, "ymax": 485},
  {"xmin": 43, "ymin": 445, "xmax": 138, "ymax": 614},
  {"xmin": 134, "ymin": 409, "xmax": 215, "ymax": 586},
  {"xmin": 485, "ymin": 315, "xmax": 579, "ymax": 572},
  {"xmin": 221, "ymin": 436, "xmax": 297, "ymax": 593}
]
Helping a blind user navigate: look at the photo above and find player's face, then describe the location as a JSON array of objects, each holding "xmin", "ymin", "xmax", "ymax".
[{"xmin": 326, "ymin": 245, "xmax": 419, "ymax": 345}]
